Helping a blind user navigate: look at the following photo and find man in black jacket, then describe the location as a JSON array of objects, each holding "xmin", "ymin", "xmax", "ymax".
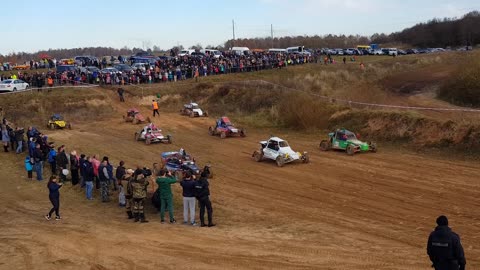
[
  {"xmin": 427, "ymin": 215, "xmax": 466, "ymax": 270},
  {"xmin": 14, "ymin": 127, "xmax": 24, "ymax": 154},
  {"xmin": 83, "ymin": 157, "xmax": 95, "ymax": 200},
  {"xmin": 116, "ymin": 161, "xmax": 126, "ymax": 188},
  {"xmin": 56, "ymin": 146, "xmax": 69, "ymax": 182},
  {"xmin": 194, "ymin": 172, "xmax": 215, "ymax": 227}
]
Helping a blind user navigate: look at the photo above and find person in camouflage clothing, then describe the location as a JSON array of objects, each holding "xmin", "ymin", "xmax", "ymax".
[
  {"xmin": 121, "ymin": 169, "xmax": 135, "ymax": 219},
  {"xmin": 130, "ymin": 173, "xmax": 149, "ymax": 223}
]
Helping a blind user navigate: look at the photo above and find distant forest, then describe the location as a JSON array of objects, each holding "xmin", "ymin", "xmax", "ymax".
[
  {"xmin": 1, "ymin": 11, "xmax": 478, "ymax": 63},
  {"xmin": 225, "ymin": 11, "xmax": 480, "ymax": 49}
]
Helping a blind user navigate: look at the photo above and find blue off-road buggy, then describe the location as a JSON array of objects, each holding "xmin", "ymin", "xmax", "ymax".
[{"xmin": 154, "ymin": 150, "xmax": 212, "ymax": 181}]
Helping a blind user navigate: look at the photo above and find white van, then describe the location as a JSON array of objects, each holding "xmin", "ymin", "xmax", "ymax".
[
  {"xmin": 268, "ymin": 48, "xmax": 286, "ymax": 53},
  {"xmin": 201, "ymin": 49, "xmax": 222, "ymax": 58},
  {"xmin": 286, "ymin": 46, "xmax": 304, "ymax": 54},
  {"xmin": 231, "ymin": 47, "xmax": 250, "ymax": 56},
  {"xmin": 387, "ymin": 48, "xmax": 398, "ymax": 56},
  {"xmin": 178, "ymin": 49, "xmax": 195, "ymax": 56}
]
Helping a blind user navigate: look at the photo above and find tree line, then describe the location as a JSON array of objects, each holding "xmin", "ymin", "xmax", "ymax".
[
  {"xmin": 1, "ymin": 11, "xmax": 478, "ymax": 63},
  {"xmin": 225, "ymin": 11, "xmax": 479, "ymax": 49}
]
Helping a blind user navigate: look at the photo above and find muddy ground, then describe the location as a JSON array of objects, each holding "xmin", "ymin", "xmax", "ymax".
[{"xmin": 0, "ymin": 92, "xmax": 479, "ymax": 270}]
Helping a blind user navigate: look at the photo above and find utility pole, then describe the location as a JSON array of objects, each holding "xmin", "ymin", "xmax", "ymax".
[
  {"xmin": 271, "ymin": 24, "xmax": 273, "ymax": 48},
  {"xmin": 232, "ymin": 19, "xmax": 236, "ymax": 47}
]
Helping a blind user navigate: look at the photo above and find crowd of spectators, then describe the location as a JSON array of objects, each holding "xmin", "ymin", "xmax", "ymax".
[{"xmin": 1, "ymin": 51, "xmax": 319, "ymax": 88}]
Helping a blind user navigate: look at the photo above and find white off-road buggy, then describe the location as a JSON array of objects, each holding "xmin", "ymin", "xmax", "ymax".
[
  {"xmin": 180, "ymin": 102, "xmax": 208, "ymax": 117},
  {"xmin": 135, "ymin": 123, "xmax": 172, "ymax": 145},
  {"xmin": 252, "ymin": 137, "xmax": 309, "ymax": 167}
]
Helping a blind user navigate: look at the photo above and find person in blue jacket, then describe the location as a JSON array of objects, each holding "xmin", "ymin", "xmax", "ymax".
[
  {"xmin": 25, "ymin": 156, "xmax": 33, "ymax": 179},
  {"xmin": 47, "ymin": 144, "xmax": 57, "ymax": 175},
  {"xmin": 45, "ymin": 175, "xmax": 63, "ymax": 221}
]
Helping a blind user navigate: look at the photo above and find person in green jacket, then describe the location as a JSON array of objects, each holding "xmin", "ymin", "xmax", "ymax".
[{"xmin": 156, "ymin": 169, "xmax": 178, "ymax": 224}]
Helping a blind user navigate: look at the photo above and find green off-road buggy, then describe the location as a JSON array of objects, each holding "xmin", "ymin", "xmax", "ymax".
[{"xmin": 319, "ymin": 129, "xmax": 377, "ymax": 155}]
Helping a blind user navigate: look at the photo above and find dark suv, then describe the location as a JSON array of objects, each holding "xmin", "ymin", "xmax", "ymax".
[{"xmin": 56, "ymin": 65, "xmax": 77, "ymax": 74}]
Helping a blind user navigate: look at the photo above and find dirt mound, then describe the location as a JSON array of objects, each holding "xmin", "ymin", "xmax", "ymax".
[
  {"xmin": 0, "ymin": 88, "xmax": 114, "ymax": 127},
  {"xmin": 381, "ymin": 66, "xmax": 453, "ymax": 94}
]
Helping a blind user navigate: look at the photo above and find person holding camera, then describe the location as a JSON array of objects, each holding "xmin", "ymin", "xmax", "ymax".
[
  {"xmin": 45, "ymin": 175, "xmax": 62, "ymax": 221},
  {"xmin": 180, "ymin": 172, "xmax": 197, "ymax": 226},
  {"xmin": 156, "ymin": 169, "xmax": 177, "ymax": 224}
]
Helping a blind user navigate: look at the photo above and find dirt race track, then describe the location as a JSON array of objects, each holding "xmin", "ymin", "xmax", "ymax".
[{"xmin": 0, "ymin": 92, "xmax": 479, "ymax": 270}]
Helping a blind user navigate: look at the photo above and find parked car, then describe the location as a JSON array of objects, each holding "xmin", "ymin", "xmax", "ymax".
[
  {"xmin": 373, "ymin": 49, "xmax": 384, "ymax": 55},
  {"xmin": 0, "ymin": 79, "xmax": 29, "ymax": 92},
  {"xmin": 406, "ymin": 49, "xmax": 418, "ymax": 54},
  {"xmin": 100, "ymin": 67, "xmax": 119, "ymax": 74},
  {"xmin": 131, "ymin": 63, "xmax": 147, "ymax": 72},
  {"xmin": 191, "ymin": 52, "xmax": 206, "ymax": 58},
  {"xmin": 56, "ymin": 65, "xmax": 77, "ymax": 74},
  {"xmin": 12, "ymin": 64, "xmax": 29, "ymax": 70},
  {"xmin": 114, "ymin": 64, "xmax": 133, "ymax": 73},
  {"xmin": 178, "ymin": 49, "xmax": 195, "ymax": 56},
  {"xmin": 398, "ymin": 49, "xmax": 407, "ymax": 55},
  {"xmin": 335, "ymin": 48, "xmax": 344, "ymax": 55},
  {"xmin": 344, "ymin": 48, "xmax": 356, "ymax": 55}
]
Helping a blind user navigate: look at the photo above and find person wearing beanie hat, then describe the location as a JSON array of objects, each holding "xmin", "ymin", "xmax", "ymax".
[{"xmin": 427, "ymin": 215, "xmax": 466, "ymax": 270}]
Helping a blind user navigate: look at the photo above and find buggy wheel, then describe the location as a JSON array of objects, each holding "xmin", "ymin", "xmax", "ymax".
[
  {"xmin": 240, "ymin": 128, "xmax": 246, "ymax": 137},
  {"xmin": 220, "ymin": 131, "xmax": 227, "ymax": 139},
  {"xmin": 208, "ymin": 127, "xmax": 214, "ymax": 136},
  {"xmin": 145, "ymin": 137, "xmax": 151, "ymax": 145},
  {"xmin": 319, "ymin": 140, "xmax": 331, "ymax": 151},
  {"xmin": 67, "ymin": 123, "xmax": 72, "ymax": 130},
  {"xmin": 370, "ymin": 142, "xmax": 377, "ymax": 153},
  {"xmin": 302, "ymin": 153, "xmax": 310, "ymax": 164},
  {"xmin": 276, "ymin": 156, "xmax": 285, "ymax": 167},
  {"xmin": 253, "ymin": 151, "xmax": 263, "ymax": 162},
  {"xmin": 132, "ymin": 118, "xmax": 139, "ymax": 124},
  {"xmin": 190, "ymin": 112, "xmax": 195, "ymax": 118},
  {"xmin": 49, "ymin": 123, "xmax": 55, "ymax": 130},
  {"xmin": 346, "ymin": 144, "xmax": 355, "ymax": 156}
]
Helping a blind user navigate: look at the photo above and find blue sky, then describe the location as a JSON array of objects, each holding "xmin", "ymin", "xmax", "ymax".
[{"xmin": 1, "ymin": 0, "xmax": 478, "ymax": 54}]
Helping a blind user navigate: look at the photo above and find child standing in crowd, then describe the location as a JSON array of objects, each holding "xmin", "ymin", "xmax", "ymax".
[
  {"xmin": 25, "ymin": 156, "xmax": 33, "ymax": 180},
  {"xmin": 45, "ymin": 175, "xmax": 62, "ymax": 221}
]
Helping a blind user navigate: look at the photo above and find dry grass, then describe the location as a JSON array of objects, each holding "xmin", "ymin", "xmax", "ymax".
[
  {"xmin": 438, "ymin": 55, "xmax": 480, "ymax": 107},
  {"xmin": 0, "ymin": 88, "xmax": 113, "ymax": 127}
]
